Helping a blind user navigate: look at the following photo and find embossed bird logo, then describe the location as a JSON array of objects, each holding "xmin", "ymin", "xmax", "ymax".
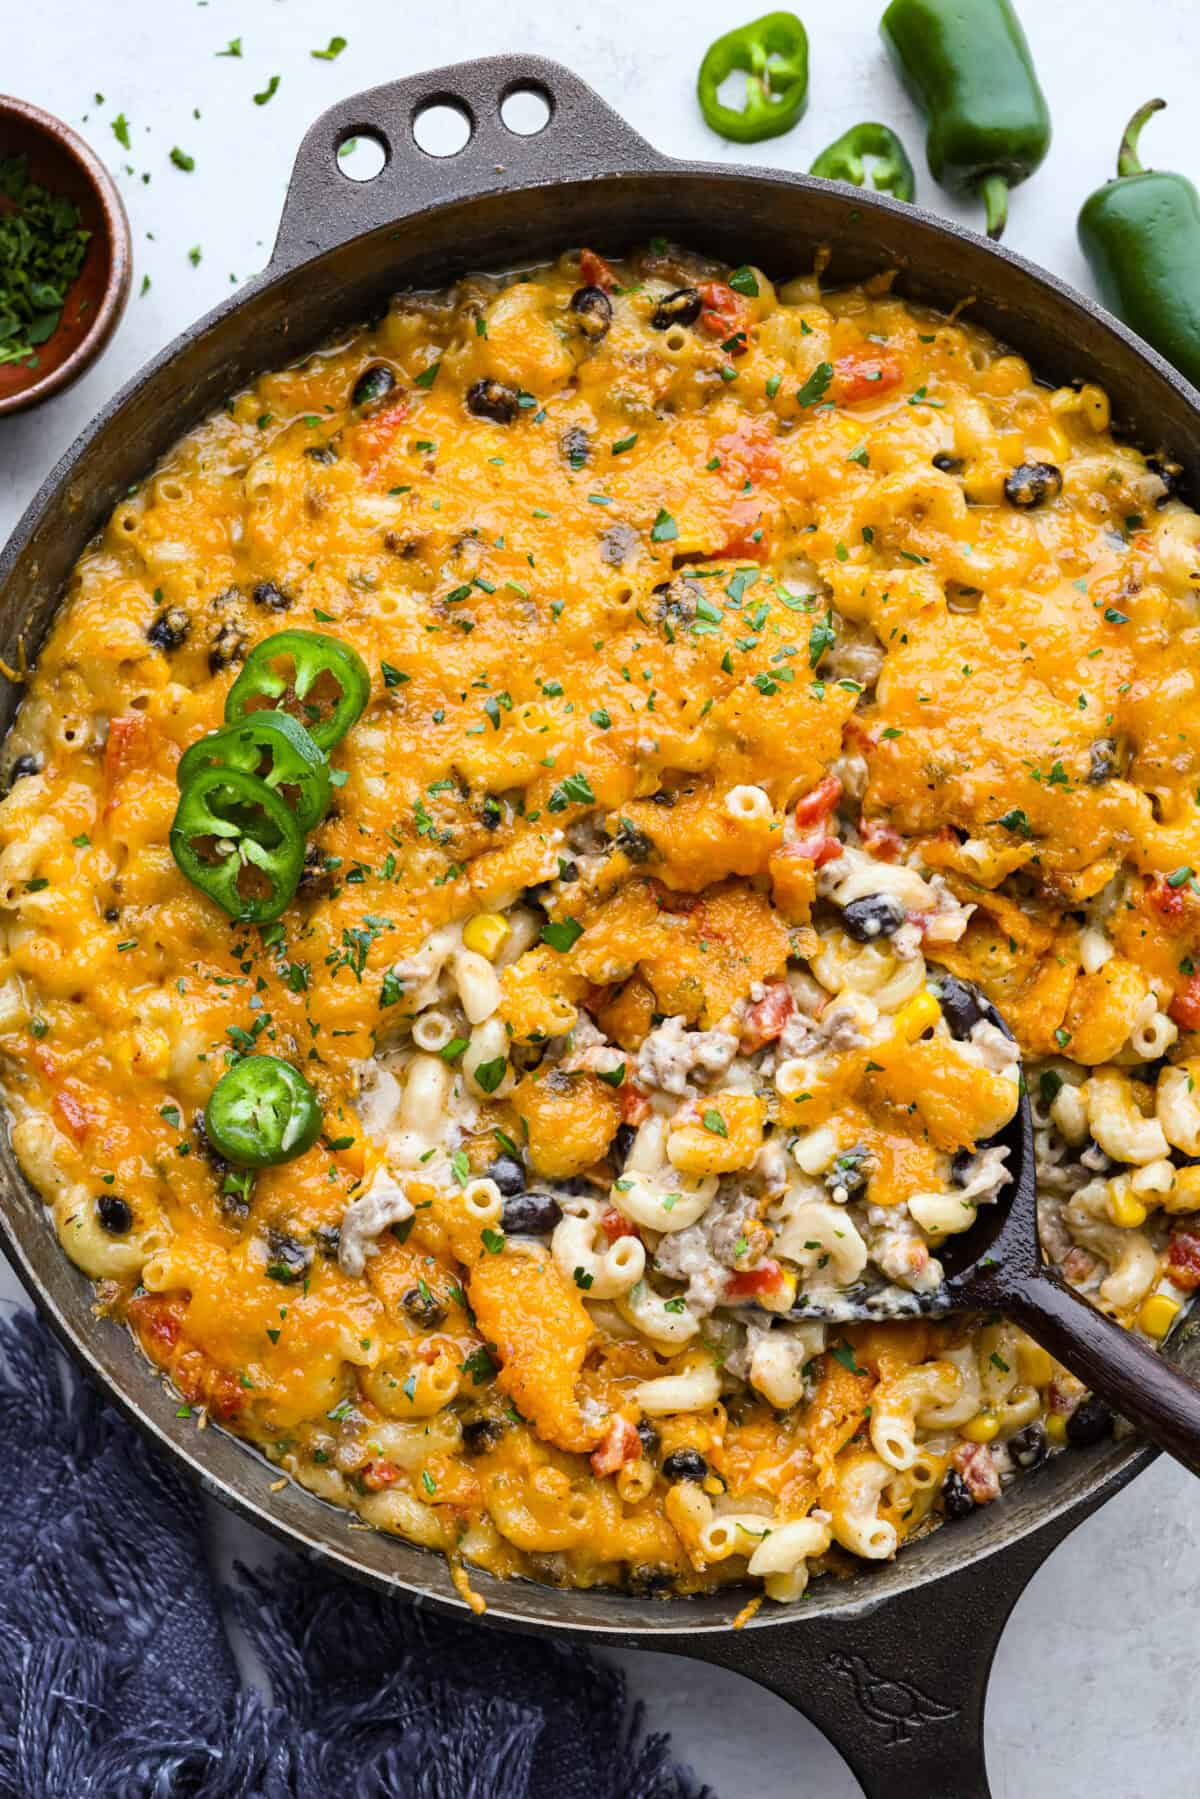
[{"xmin": 827, "ymin": 1650, "xmax": 958, "ymax": 1746}]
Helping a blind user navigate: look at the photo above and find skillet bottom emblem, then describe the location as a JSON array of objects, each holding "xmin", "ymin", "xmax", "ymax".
[{"xmin": 827, "ymin": 1651, "xmax": 958, "ymax": 1745}]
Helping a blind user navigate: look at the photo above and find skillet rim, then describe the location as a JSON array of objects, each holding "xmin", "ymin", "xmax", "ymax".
[{"xmin": 0, "ymin": 51, "xmax": 1189, "ymax": 1639}]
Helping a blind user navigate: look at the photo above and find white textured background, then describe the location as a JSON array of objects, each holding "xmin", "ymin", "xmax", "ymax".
[{"xmin": 2, "ymin": 3, "xmax": 1198, "ymax": 1793}]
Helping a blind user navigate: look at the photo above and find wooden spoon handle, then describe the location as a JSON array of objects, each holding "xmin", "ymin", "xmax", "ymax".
[{"xmin": 1007, "ymin": 1267, "xmax": 1200, "ymax": 1476}]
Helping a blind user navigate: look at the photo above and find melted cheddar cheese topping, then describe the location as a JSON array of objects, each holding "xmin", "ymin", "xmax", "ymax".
[{"xmin": 2, "ymin": 243, "xmax": 1199, "ymax": 1604}]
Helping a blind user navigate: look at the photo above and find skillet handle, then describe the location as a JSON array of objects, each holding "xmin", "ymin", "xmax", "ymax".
[
  {"xmin": 1007, "ymin": 1266, "xmax": 1200, "ymax": 1475},
  {"xmin": 269, "ymin": 55, "xmax": 667, "ymax": 274},
  {"xmin": 668, "ymin": 1510, "xmax": 1078, "ymax": 1799}
]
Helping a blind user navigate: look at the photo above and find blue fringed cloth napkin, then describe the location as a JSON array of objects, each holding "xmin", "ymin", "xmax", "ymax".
[{"xmin": 0, "ymin": 1312, "xmax": 709, "ymax": 1798}]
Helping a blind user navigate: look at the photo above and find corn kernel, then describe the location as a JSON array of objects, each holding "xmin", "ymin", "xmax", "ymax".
[
  {"xmin": 1078, "ymin": 382, "xmax": 1111, "ymax": 432},
  {"xmin": 462, "ymin": 912, "xmax": 510, "ymax": 960},
  {"xmin": 1046, "ymin": 1413, "xmax": 1068, "ymax": 1445},
  {"xmin": 894, "ymin": 991, "xmax": 941, "ymax": 1043},
  {"xmin": 757, "ymin": 1269, "xmax": 798, "ymax": 1314},
  {"xmin": 1139, "ymin": 1294, "xmax": 1182, "ymax": 1340},
  {"xmin": 1016, "ymin": 1341, "xmax": 1055, "ymax": 1388},
  {"xmin": 1108, "ymin": 1185, "xmax": 1147, "ymax": 1229},
  {"xmin": 962, "ymin": 1410, "xmax": 1000, "ymax": 1444},
  {"xmin": 1162, "ymin": 1165, "xmax": 1200, "ymax": 1214}
]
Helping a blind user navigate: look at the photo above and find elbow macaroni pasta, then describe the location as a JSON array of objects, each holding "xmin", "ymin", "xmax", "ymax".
[{"xmin": 2, "ymin": 241, "xmax": 1197, "ymax": 1607}]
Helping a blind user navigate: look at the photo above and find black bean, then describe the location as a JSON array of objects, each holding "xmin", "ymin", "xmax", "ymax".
[
  {"xmin": 628, "ymin": 1564, "xmax": 676, "ymax": 1598},
  {"xmin": 569, "ymin": 285, "xmax": 613, "ymax": 342},
  {"xmin": 561, "ymin": 425, "xmax": 591, "ymax": 470},
  {"xmin": 479, "ymin": 796, "xmax": 503, "ymax": 830},
  {"xmin": 1066, "ymin": 1395, "xmax": 1113, "ymax": 1446},
  {"xmin": 6, "ymin": 754, "xmax": 39, "ymax": 790},
  {"xmin": 662, "ymin": 1448, "xmax": 707, "ymax": 1484},
  {"xmin": 208, "ymin": 621, "xmax": 247, "ymax": 673},
  {"xmin": 264, "ymin": 1230, "xmax": 312, "ymax": 1285},
  {"xmin": 651, "ymin": 288, "xmax": 702, "ymax": 331},
  {"xmin": 304, "ymin": 444, "xmax": 338, "ymax": 465},
  {"xmin": 612, "ymin": 1123, "xmax": 638, "ymax": 1168},
  {"xmin": 253, "ymin": 580, "xmax": 292, "ymax": 612},
  {"xmin": 1004, "ymin": 461, "xmax": 1063, "ymax": 509},
  {"xmin": 932, "ymin": 452, "xmax": 964, "ymax": 474},
  {"xmin": 614, "ymin": 821, "xmax": 653, "ymax": 864},
  {"xmin": 841, "ymin": 893, "xmax": 906, "ymax": 942},
  {"xmin": 147, "ymin": 606, "xmax": 190, "ymax": 652},
  {"xmin": 950, "ymin": 1148, "xmax": 975, "ymax": 1188},
  {"xmin": 104, "ymin": 907, "xmax": 120, "ymax": 924},
  {"xmin": 97, "ymin": 1194, "xmax": 132, "ymax": 1234},
  {"xmin": 1009, "ymin": 1422, "xmax": 1048, "ymax": 1470},
  {"xmin": 487, "ymin": 1154, "xmax": 527, "ymax": 1198},
  {"xmin": 466, "ymin": 378, "xmax": 519, "ymax": 425},
  {"xmin": 500, "ymin": 1192, "xmax": 563, "ymax": 1236},
  {"xmin": 313, "ymin": 1224, "xmax": 341, "ymax": 1260},
  {"xmin": 1147, "ymin": 454, "xmax": 1183, "ymax": 505},
  {"xmin": 461, "ymin": 1415, "xmax": 506, "ymax": 1456},
  {"xmin": 557, "ymin": 859, "xmax": 580, "ymax": 884},
  {"xmin": 352, "ymin": 363, "xmax": 396, "ymax": 408},
  {"xmin": 636, "ymin": 1417, "xmax": 661, "ymax": 1458},
  {"xmin": 938, "ymin": 975, "xmax": 984, "ymax": 1039},
  {"xmin": 942, "ymin": 1468, "xmax": 975, "ymax": 1519},
  {"xmin": 193, "ymin": 1112, "xmax": 229, "ymax": 1176},
  {"xmin": 401, "ymin": 1283, "xmax": 447, "ymax": 1327}
]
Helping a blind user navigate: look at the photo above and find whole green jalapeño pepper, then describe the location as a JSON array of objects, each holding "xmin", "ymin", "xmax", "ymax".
[
  {"xmin": 810, "ymin": 123, "xmax": 915, "ymax": 202},
  {"xmin": 880, "ymin": 0, "xmax": 1051, "ymax": 239},
  {"xmin": 177, "ymin": 710, "xmax": 331, "ymax": 832},
  {"xmin": 206, "ymin": 1055, "xmax": 323, "ymax": 1167},
  {"xmin": 225, "ymin": 630, "xmax": 370, "ymax": 752},
  {"xmin": 1078, "ymin": 100, "xmax": 1200, "ymax": 393},
  {"xmin": 697, "ymin": 12, "xmax": 809, "ymax": 144},
  {"xmin": 170, "ymin": 763, "xmax": 305, "ymax": 924}
]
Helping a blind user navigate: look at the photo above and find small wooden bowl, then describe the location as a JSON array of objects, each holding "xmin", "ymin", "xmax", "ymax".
[{"xmin": 0, "ymin": 96, "xmax": 132, "ymax": 415}]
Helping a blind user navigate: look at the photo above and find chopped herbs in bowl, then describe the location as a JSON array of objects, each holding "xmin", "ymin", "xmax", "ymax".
[{"xmin": 0, "ymin": 98, "xmax": 131, "ymax": 413}]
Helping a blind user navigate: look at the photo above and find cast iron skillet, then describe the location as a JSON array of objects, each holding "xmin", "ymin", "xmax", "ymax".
[{"xmin": 1, "ymin": 56, "xmax": 1198, "ymax": 1799}]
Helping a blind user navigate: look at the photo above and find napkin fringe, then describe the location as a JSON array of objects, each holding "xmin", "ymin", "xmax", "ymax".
[{"xmin": 0, "ymin": 1311, "xmax": 710, "ymax": 1799}]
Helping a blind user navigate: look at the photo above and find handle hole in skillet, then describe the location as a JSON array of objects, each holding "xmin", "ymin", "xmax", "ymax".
[
  {"xmin": 336, "ymin": 130, "xmax": 388, "ymax": 182},
  {"xmin": 499, "ymin": 83, "xmax": 552, "ymax": 137},
  {"xmin": 412, "ymin": 99, "xmax": 474, "ymax": 158}
]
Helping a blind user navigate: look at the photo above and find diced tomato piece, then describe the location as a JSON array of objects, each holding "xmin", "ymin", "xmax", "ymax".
[
  {"xmin": 52, "ymin": 1087, "xmax": 94, "ymax": 1144},
  {"xmin": 206, "ymin": 1369, "xmax": 247, "ymax": 1424},
  {"xmin": 740, "ymin": 982, "xmax": 795, "ymax": 1053},
  {"xmin": 128, "ymin": 1292, "xmax": 185, "ymax": 1358},
  {"xmin": 589, "ymin": 1414, "xmax": 641, "ymax": 1477},
  {"xmin": 726, "ymin": 1258, "xmax": 786, "ymax": 1299},
  {"xmin": 859, "ymin": 817, "xmax": 903, "ymax": 861},
  {"xmin": 715, "ymin": 419, "xmax": 781, "ymax": 488},
  {"xmin": 584, "ymin": 982, "xmax": 616, "ymax": 1012},
  {"xmin": 794, "ymin": 828, "xmax": 843, "ymax": 867},
  {"xmin": 361, "ymin": 1459, "xmax": 402, "ymax": 1491},
  {"xmin": 697, "ymin": 281, "xmax": 749, "ymax": 345},
  {"xmin": 832, "ymin": 352, "xmax": 904, "ymax": 405},
  {"xmin": 352, "ymin": 397, "xmax": 411, "ymax": 474},
  {"xmin": 1167, "ymin": 1229, "xmax": 1200, "ymax": 1292},
  {"xmin": 1170, "ymin": 974, "xmax": 1200, "ymax": 1031},
  {"xmin": 580, "ymin": 248, "xmax": 618, "ymax": 292},
  {"xmin": 794, "ymin": 775, "xmax": 843, "ymax": 828},
  {"xmin": 709, "ymin": 521, "xmax": 769, "ymax": 563},
  {"xmin": 952, "ymin": 1441, "xmax": 1000, "ymax": 1504},
  {"xmin": 600, "ymin": 1205, "xmax": 640, "ymax": 1243},
  {"xmin": 1148, "ymin": 877, "xmax": 1191, "ymax": 923},
  {"xmin": 619, "ymin": 1084, "xmax": 651, "ymax": 1126}
]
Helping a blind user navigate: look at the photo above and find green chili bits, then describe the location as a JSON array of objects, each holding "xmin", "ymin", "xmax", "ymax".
[
  {"xmin": 880, "ymin": 0, "xmax": 1050, "ymax": 238},
  {"xmin": 1078, "ymin": 100, "xmax": 1200, "ymax": 392},
  {"xmin": 697, "ymin": 12, "xmax": 809, "ymax": 144}
]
